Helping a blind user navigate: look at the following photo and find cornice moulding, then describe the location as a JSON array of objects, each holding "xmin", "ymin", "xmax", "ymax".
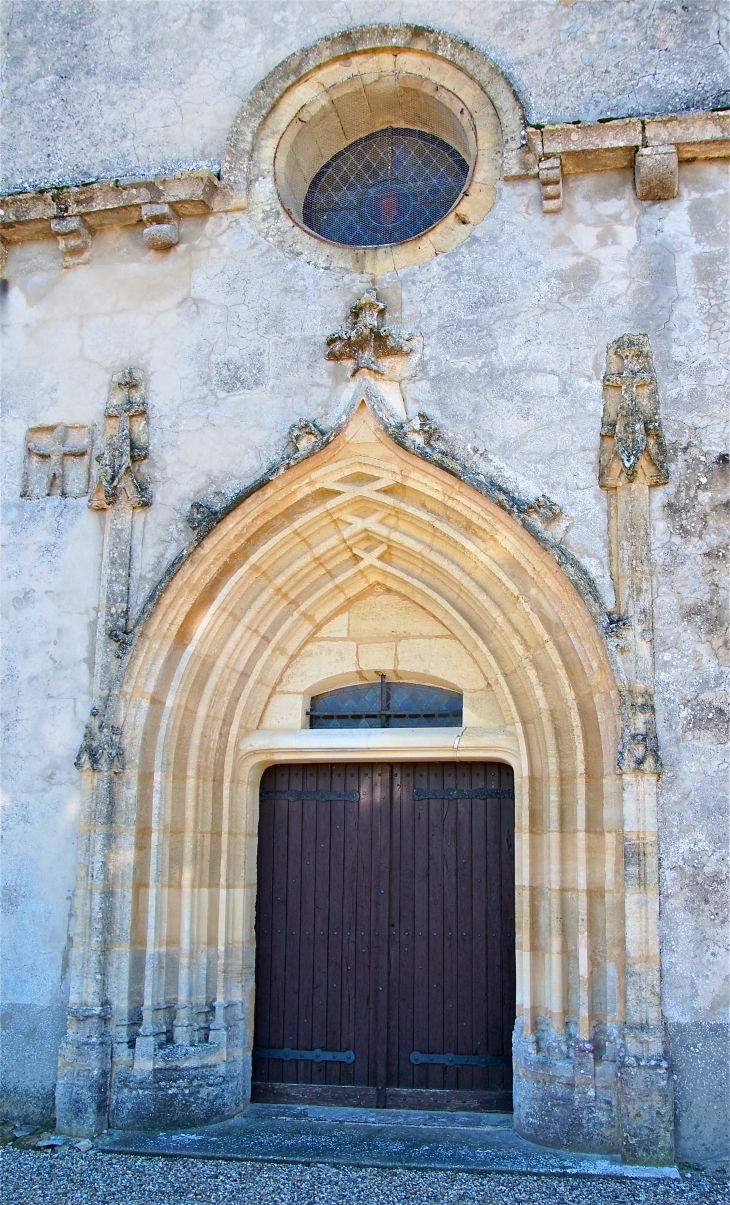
[
  {"xmin": 0, "ymin": 169, "xmax": 241, "ymax": 245},
  {"xmin": 0, "ymin": 109, "xmax": 726, "ymax": 247},
  {"xmin": 528, "ymin": 108, "xmax": 729, "ymax": 175}
]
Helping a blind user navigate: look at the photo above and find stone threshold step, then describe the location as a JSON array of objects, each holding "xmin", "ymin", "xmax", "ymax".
[{"xmin": 96, "ymin": 1103, "xmax": 679, "ymax": 1179}]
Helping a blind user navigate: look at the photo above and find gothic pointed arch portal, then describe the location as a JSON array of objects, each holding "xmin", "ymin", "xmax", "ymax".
[{"xmin": 57, "ymin": 398, "xmax": 668, "ymax": 1159}]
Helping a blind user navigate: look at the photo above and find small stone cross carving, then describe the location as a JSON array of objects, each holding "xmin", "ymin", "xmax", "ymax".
[
  {"xmin": 325, "ymin": 290, "xmax": 412, "ymax": 377},
  {"xmin": 89, "ymin": 368, "xmax": 152, "ymax": 509},
  {"xmin": 21, "ymin": 424, "xmax": 94, "ymax": 498},
  {"xmin": 599, "ymin": 334, "xmax": 668, "ymax": 487}
]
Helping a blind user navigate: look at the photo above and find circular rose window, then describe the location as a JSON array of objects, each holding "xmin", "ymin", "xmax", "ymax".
[{"xmin": 302, "ymin": 127, "xmax": 470, "ymax": 247}]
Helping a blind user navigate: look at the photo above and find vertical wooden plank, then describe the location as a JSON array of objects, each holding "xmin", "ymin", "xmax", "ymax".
[
  {"xmin": 386, "ymin": 763, "xmax": 402, "ymax": 1090},
  {"xmin": 311, "ymin": 764, "xmax": 332, "ymax": 1084},
  {"xmin": 342, "ymin": 763, "xmax": 359, "ymax": 1080},
  {"xmin": 355, "ymin": 763, "xmax": 374, "ymax": 1088},
  {"xmin": 501, "ymin": 761, "xmax": 516, "ymax": 1092},
  {"xmin": 253, "ymin": 765, "xmax": 276, "ymax": 1082},
  {"xmin": 471, "ymin": 763, "xmax": 488, "ymax": 1094},
  {"xmin": 326, "ymin": 766, "xmax": 346, "ymax": 1085},
  {"xmin": 485, "ymin": 762, "xmax": 503, "ymax": 1092},
  {"xmin": 427, "ymin": 761, "xmax": 444, "ymax": 1090},
  {"xmin": 294, "ymin": 765, "xmax": 317, "ymax": 1083},
  {"xmin": 454, "ymin": 760, "xmax": 474, "ymax": 1090},
  {"xmin": 397, "ymin": 763, "xmax": 416, "ymax": 1089},
  {"xmin": 269, "ymin": 764, "xmax": 292, "ymax": 1084},
  {"xmin": 412, "ymin": 763, "xmax": 430, "ymax": 1089},
  {"xmin": 282, "ymin": 765, "xmax": 303, "ymax": 1083},
  {"xmin": 372, "ymin": 763, "xmax": 390, "ymax": 1105},
  {"xmin": 442, "ymin": 761, "xmax": 458, "ymax": 1093}
]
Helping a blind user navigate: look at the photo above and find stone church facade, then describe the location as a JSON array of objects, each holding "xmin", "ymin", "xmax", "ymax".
[{"xmin": 1, "ymin": 3, "xmax": 727, "ymax": 1172}]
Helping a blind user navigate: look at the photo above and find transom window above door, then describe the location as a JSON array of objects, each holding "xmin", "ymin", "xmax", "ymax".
[{"xmin": 307, "ymin": 675, "xmax": 463, "ymax": 729}]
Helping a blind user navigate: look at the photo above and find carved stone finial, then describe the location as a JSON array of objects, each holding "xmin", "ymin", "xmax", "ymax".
[
  {"xmin": 288, "ymin": 417, "xmax": 324, "ymax": 452},
  {"xmin": 325, "ymin": 290, "xmax": 412, "ymax": 377},
  {"xmin": 405, "ymin": 411, "xmax": 438, "ymax": 446},
  {"xmin": 89, "ymin": 369, "xmax": 152, "ymax": 509},
  {"xmin": 599, "ymin": 334, "xmax": 668, "ymax": 487},
  {"xmin": 74, "ymin": 706, "xmax": 125, "ymax": 773},
  {"xmin": 50, "ymin": 216, "xmax": 92, "ymax": 267}
]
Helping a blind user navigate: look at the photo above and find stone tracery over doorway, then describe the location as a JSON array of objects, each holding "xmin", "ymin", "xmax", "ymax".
[{"xmin": 57, "ymin": 397, "xmax": 667, "ymax": 1162}]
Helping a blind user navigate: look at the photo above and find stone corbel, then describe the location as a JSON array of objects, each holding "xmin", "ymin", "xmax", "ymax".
[
  {"xmin": 50, "ymin": 215, "xmax": 92, "ymax": 267},
  {"xmin": 634, "ymin": 146, "xmax": 678, "ymax": 202},
  {"xmin": 538, "ymin": 157, "xmax": 563, "ymax": 213},
  {"xmin": 141, "ymin": 202, "xmax": 179, "ymax": 250}
]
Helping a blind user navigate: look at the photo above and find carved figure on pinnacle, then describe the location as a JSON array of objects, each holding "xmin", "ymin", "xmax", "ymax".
[
  {"xmin": 599, "ymin": 334, "xmax": 668, "ymax": 487},
  {"xmin": 89, "ymin": 368, "xmax": 152, "ymax": 509}
]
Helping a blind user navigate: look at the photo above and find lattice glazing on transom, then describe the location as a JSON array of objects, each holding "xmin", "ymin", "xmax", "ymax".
[
  {"xmin": 308, "ymin": 675, "xmax": 463, "ymax": 728},
  {"xmin": 302, "ymin": 127, "xmax": 470, "ymax": 247}
]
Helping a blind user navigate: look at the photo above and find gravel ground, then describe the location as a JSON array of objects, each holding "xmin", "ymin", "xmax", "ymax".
[{"xmin": 1, "ymin": 1149, "xmax": 728, "ymax": 1205}]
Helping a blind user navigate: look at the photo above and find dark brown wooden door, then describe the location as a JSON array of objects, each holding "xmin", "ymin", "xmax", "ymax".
[{"xmin": 252, "ymin": 762, "xmax": 515, "ymax": 1111}]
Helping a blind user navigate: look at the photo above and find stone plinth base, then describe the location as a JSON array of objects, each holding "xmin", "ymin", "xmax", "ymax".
[
  {"xmin": 513, "ymin": 1020, "xmax": 675, "ymax": 1165},
  {"xmin": 109, "ymin": 1046, "xmax": 251, "ymax": 1132}
]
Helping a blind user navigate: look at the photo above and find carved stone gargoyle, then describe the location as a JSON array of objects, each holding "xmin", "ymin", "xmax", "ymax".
[
  {"xmin": 599, "ymin": 334, "xmax": 668, "ymax": 487},
  {"xmin": 325, "ymin": 290, "xmax": 412, "ymax": 377},
  {"xmin": 89, "ymin": 368, "xmax": 152, "ymax": 509}
]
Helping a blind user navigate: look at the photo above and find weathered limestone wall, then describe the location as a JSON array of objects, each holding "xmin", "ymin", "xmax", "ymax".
[
  {"xmin": 3, "ymin": 0, "xmax": 727, "ymax": 193},
  {"xmin": 1, "ymin": 0, "xmax": 727, "ymax": 1169}
]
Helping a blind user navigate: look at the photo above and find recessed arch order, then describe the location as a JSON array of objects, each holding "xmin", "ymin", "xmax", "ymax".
[{"xmin": 77, "ymin": 399, "xmax": 629, "ymax": 1141}]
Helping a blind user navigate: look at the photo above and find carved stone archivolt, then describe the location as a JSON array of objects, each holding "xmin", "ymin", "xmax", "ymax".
[{"xmin": 21, "ymin": 424, "xmax": 94, "ymax": 498}]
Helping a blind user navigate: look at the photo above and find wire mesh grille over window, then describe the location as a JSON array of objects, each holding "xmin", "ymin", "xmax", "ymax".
[
  {"xmin": 308, "ymin": 680, "xmax": 463, "ymax": 729},
  {"xmin": 302, "ymin": 127, "xmax": 470, "ymax": 247}
]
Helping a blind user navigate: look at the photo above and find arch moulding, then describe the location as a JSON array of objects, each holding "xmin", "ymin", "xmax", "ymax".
[{"xmin": 55, "ymin": 398, "xmax": 673, "ymax": 1165}]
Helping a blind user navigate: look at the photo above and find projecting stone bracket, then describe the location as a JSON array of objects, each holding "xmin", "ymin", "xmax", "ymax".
[
  {"xmin": 538, "ymin": 157, "xmax": 563, "ymax": 212},
  {"xmin": 51, "ymin": 215, "xmax": 92, "ymax": 267},
  {"xmin": 634, "ymin": 145, "xmax": 678, "ymax": 201},
  {"xmin": 527, "ymin": 109, "xmax": 727, "ymax": 211},
  {"xmin": 141, "ymin": 203, "xmax": 179, "ymax": 250}
]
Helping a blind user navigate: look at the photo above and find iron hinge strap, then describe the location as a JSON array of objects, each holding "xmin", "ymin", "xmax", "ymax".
[
  {"xmin": 410, "ymin": 1050, "xmax": 511, "ymax": 1067},
  {"xmin": 253, "ymin": 1047, "xmax": 355, "ymax": 1064}
]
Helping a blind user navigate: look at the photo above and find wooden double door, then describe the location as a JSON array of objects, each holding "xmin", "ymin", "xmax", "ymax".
[{"xmin": 252, "ymin": 761, "xmax": 515, "ymax": 1111}]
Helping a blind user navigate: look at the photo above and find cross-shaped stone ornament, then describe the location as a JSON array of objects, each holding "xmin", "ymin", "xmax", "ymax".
[{"xmin": 325, "ymin": 290, "xmax": 412, "ymax": 377}]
